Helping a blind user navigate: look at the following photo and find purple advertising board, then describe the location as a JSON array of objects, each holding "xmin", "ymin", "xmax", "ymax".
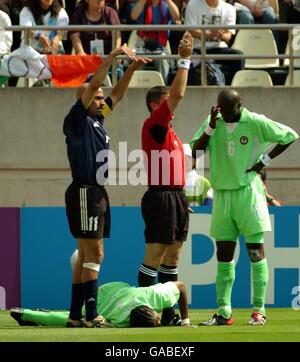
[{"xmin": 0, "ymin": 208, "xmax": 20, "ymax": 309}]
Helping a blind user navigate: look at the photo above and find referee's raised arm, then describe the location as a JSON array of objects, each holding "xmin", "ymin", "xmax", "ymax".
[{"xmin": 167, "ymin": 31, "xmax": 193, "ymax": 113}]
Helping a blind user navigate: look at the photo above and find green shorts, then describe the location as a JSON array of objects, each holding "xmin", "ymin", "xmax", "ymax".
[{"xmin": 211, "ymin": 175, "xmax": 271, "ymax": 242}]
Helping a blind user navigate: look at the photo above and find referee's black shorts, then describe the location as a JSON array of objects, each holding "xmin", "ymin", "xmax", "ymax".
[
  {"xmin": 65, "ymin": 181, "xmax": 110, "ymax": 239},
  {"xmin": 141, "ymin": 187, "xmax": 189, "ymax": 244}
]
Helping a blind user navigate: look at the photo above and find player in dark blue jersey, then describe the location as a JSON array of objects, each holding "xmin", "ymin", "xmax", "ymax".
[{"xmin": 63, "ymin": 44, "xmax": 150, "ymax": 328}]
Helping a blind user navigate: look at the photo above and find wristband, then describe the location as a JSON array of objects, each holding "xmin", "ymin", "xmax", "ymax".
[
  {"xmin": 261, "ymin": 154, "xmax": 271, "ymax": 166},
  {"xmin": 178, "ymin": 58, "xmax": 191, "ymax": 70},
  {"xmin": 34, "ymin": 31, "xmax": 41, "ymax": 40},
  {"xmin": 181, "ymin": 318, "xmax": 190, "ymax": 326},
  {"xmin": 266, "ymin": 195, "xmax": 274, "ymax": 203},
  {"xmin": 205, "ymin": 126, "xmax": 215, "ymax": 136}
]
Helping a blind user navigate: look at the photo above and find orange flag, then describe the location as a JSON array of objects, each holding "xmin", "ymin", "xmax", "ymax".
[{"xmin": 47, "ymin": 54, "xmax": 103, "ymax": 87}]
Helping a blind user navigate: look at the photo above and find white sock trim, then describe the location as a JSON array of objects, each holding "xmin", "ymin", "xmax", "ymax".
[
  {"xmin": 158, "ymin": 266, "xmax": 178, "ymax": 274},
  {"xmin": 139, "ymin": 264, "xmax": 157, "ymax": 277}
]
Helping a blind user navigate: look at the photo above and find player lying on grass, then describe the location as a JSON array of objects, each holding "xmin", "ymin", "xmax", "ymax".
[
  {"xmin": 11, "ymin": 252, "xmax": 193, "ymax": 328},
  {"xmin": 10, "ymin": 281, "xmax": 192, "ymax": 328}
]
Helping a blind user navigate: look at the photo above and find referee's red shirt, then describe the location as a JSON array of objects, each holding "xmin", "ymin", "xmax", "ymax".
[{"xmin": 142, "ymin": 100, "xmax": 185, "ymax": 188}]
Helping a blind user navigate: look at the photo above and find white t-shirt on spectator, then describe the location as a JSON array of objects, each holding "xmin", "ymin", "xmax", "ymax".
[
  {"xmin": 20, "ymin": 6, "xmax": 69, "ymax": 52},
  {"xmin": 184, "ymin": 0, "xmax": 236, "ymax": 49},
  {"xmin": 0, "ymin": 10, "xmax": 13, "ymax": 55}
]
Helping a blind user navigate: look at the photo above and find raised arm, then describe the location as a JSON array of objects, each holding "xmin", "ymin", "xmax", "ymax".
[
  {"xmin": 167, "ymin": 31, "xmax": 193, "ymax": 113},
  {"xmin": 165, "ymin": 0, "xmax": 180, "ymax": 23},
  {"xmin": 109, "ymin": 56, "xmax": 152, "ymax": 107},
  {"xmin": 192, "ymin": 106, "xmax": 219, "ymax": 158},
  {"xmin": 81, "ymin": 44, "xmax": 137, "ymax": 110},
  {"xmin": 131, "ymin": 0, "xmax": 146, "ymax": 21}
]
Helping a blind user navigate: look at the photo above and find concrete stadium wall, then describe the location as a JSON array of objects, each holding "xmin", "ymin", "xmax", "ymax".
[{"xmin": 0, "ymin": 87, "xmax": 299, "ymax": 206}]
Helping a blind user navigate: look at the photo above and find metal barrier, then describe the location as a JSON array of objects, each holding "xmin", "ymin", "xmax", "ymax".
[{"xmin": 2, "ymin": 24, "xmax": 300, "ymax": 86}]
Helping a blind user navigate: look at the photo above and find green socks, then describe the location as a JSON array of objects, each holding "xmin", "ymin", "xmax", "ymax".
[
  {"xmin": 252, "ymin": 258, "xmax": 269, "ymax": 316},
  {"xmin": 216, "ymin": 261, "xmax": 235, "ymax": 318},
  {"xmin": 216, "ymin": 258, "xmax": 268, "ymax": 318},
  {"xmin": 22, "ymin": 309, "xmax": 69, "ymax": 327}
]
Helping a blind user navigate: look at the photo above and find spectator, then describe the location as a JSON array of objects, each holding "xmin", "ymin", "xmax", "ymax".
[
  {"xmin": 184, "ymin": 0, "xmax": 244, "ymax": 85},
  {"xmin": 19, "ymin": 0, "xmax": 69, "ymax": 54},
  {"xmin": 0, "ymin": 8, "xmax": 13, "ymax": 55},
  {"xmin": 234, "ymin": 0, "xmax": 278, "ymax": 24},
  {"xmin": 183, "ymin": 144, "xmax": 213, "ymax": 206},
  {"xmin": 69, "ymin": 0, "xmax": 122, "ymax": 56},
  {"xmin": 130, "ymin": 0, "xmax": 180, "ymax": 84},
  {"xmin": 69, "ymin": 0, "xmax": 123, "ymax": 80},
  {"xmin": 59, "ymin": 1, "xmax": 121, "ymax": 54}
]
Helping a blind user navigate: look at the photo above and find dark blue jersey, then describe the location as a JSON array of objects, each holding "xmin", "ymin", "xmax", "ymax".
[{"xmin": 63, "ymin": 97, "xmax": 113, "ymax": 183}]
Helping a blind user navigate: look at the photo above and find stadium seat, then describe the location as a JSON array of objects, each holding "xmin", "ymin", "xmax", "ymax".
[
  {"xmin": 232, "ymin": 29, "xmax": 279, "ymax": 68},
  {"xmin": 284, "ymin": 70, "xmax": 300, "ymax": 86},
  {"xmin": 231, "ymin": 70, "xmax": 273, "ymax": 87},
  {"xmin": 128, "ymin": 70, "xmax": 165, "ymax": 87}
]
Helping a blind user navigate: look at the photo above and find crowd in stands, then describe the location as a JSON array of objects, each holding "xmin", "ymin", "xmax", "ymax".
[{"xmin": 0, "ymin": 0, "xmax": 300, "ymax": 86}]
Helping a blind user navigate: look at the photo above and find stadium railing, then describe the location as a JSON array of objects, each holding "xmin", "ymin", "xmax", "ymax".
[{"xmin": 2, "ymin": 23, "xmax": 300, "ymax": 87}]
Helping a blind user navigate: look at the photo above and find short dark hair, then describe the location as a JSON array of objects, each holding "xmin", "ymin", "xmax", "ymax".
[
  {"xmin": 129, "ymin": 306, "xmax": 159, "ymax": 327},
  {"xmin": 146, "ymin": 86, "xmax": 169, "ymax": 113}
]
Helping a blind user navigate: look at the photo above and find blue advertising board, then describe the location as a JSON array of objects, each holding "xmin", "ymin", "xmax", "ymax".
[{"xmin": 20, "ymin": 206, "xmax": 300, "ymax": 310}]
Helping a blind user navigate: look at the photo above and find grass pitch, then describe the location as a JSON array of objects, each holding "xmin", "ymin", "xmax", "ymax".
[{"xmin": 0, "ymin": 309, "xmax": 300, "ymax": 342}]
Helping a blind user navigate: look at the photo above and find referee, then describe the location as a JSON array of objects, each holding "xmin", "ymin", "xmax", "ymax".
[
  {"xmin": 63, "ymin": 45, "xmax": 149, "ymax": 328},
  {"xmin": 138, "ymin": 32, "xmax": 193, "ymax": 326}
]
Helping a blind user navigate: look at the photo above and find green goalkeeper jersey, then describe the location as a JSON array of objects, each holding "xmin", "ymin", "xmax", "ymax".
[
  {"xmin": 97, "ymin": 281, "xmax": 180, "ymax": 327},
  {"xmin": 190, "ymin": 108, "xmax": 298, "ymax": 190},
  {"xmin": 21, "ymin": 282, "xmax": 180, "ymax": 328}
]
